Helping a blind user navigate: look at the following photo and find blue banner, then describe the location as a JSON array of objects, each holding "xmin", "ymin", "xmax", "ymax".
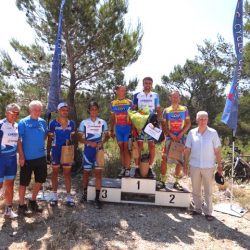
[
  {"xmin": 221, "ymin": 0, "xmax": 243, "ymax": 136},
  {"xmin": 47, "ymin": 0, "xmax": 66, "ymax": 114}
]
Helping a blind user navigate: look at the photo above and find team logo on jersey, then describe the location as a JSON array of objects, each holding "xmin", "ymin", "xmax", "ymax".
[{"xmin": 170, "ymin": 113, "xmax": 181, "ymax": 119}]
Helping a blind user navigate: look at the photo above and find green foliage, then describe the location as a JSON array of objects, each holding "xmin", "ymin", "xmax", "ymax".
[
  {"xmin": 103, "ymin": 139, "xmax": 121, "ymax": 178},
  {"xmin": 2, "ymin": 0, "xmax": 142, "ymax": 121},
  {"xmin": 162, "ymin": 57, "xmax": 226, "ymax": 124},
  {"xmin": 0, "ymin": 77, "xmax": 17, "ymax": 117}
]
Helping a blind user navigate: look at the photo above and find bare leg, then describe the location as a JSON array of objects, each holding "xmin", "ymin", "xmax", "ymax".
[
  {"xmin": 31, "ymin": 182, "xmax": 42, "ymax": 201},
  {"xmin": 19, "ymin": 185, "xmax": 26, "ymax": 205},
  {"xmin": 63, "ymin": 167, "xmax": 72, "ymax": 194},
  {"xmin": 4, "ymin": 180, "xmax": 14, "ymax": 206},
  {"xmin": 51, "ymin": 165, "xmax": 60, "ymax": 192},
  {"xmin": 148, "ymin": 141, "xmax": 155, "ymax": 166}
]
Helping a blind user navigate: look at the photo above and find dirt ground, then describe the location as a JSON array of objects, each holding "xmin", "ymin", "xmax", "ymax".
[{"xmin": 0, "ymin": 174, "xmax": 250, "ymax": 250}]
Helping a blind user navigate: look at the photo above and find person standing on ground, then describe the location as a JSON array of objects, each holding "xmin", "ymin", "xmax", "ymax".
[
  {"xmin": 110, "ymin": 85, "xmax": 133, "ymax": 178},
  {"xmin": 18, "ymin": 100, "xmax": 48, "ymax": 214},
  {"xmin": 184, "ymin": 111, "xmax": 223, "ymax": 221},
  {"xmin": 160, "ymin": 90, "xmax": 191, "ymax": 191},
  {"xmin": 133, "ymin": 77, "xmax": 161, "ymax": 178},
  {"xmin": 78, "ymin": 101, "xmax": 109, "ymax": 209},
  {"xmin": 0, "ymin": 103, "xmax": 21, "ymax": 218},
  {"xmin": 47, "ymin": 102, "xmax": 76, "ymax": 207}
]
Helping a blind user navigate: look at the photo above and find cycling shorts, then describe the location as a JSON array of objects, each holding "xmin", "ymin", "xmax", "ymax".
[
  {"xmin": 82, "ymin": 145, "xmax": 98, "ymax": 171},
  {"xmin": 115, "ymin": 125, "xmax": 131, "ymax": 143},
  {"xmin": 0, "ymin": 155, "xmax": 17, "ymax": 182},
  {"xmin": 51, "ymin": 145, "xmax": 72, "ymax": 166}
]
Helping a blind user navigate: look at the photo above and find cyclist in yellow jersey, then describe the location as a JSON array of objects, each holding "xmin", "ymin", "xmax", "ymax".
[{"xmin": 160, "ymin": 91, "xmax": 191, "ymax": 191}]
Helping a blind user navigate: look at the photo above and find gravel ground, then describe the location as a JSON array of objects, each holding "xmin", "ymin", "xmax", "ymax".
[{"xmin": 0, "ymin": 175, "xmax": 250, "ymax": 250}]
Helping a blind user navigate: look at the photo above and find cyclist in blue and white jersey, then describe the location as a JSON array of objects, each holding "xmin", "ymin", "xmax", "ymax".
[
  {"xmin": 133, "ymin": 77, "xmax": 161, "ymax": 178},
  {"xmin": 78, "ymin": 101, "xmax": 109, "ymax": 209},
  {"xmin": 0, "ymin": 103, "xmax": 21, "ymax": 218}
]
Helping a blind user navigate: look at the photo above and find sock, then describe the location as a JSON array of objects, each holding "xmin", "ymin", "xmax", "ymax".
[
  {"xmin": 174, "ymin": 175, "xmax": 181, "ymax": 183},
  {"xmin": 95, "ymin": 190, "xmax": 100, "ymax": 201},
  {"xmin": 66, "ymin": 193, "xmax": 72, "ymax": 202},
  {"xmin": 160, "ymin": 174, "xmax": 167, "ymax": 183},
  {"xmin": 53, "ymin": 192, "xmax": 58, "ymax": 201},
  {"xmin": 5, "ymin": 205, "xmax": 12, "ymax": 212}
]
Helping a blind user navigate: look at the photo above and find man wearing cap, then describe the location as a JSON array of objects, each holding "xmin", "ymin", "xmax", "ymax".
[
  {"xmin": 184, "ymin": 111, "xmax": 222, "ymax": 221},
  {"xmin": 47, "ymin": 102, "xmax": 75, "ymax": 207},
  {"xmin": 18, "ymin": 100, "xmax": 48, "ymax": 214},
  {"xmin": 0, "ymin": 103, "xmax": 21, "ymax": 218}
]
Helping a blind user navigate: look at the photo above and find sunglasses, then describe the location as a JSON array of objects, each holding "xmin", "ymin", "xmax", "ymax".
[{"xmin": 9, "ymin": 111, "xmax": 20, "ymax": 115}]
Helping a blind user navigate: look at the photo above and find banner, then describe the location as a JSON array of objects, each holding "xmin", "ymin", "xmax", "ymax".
[
  {"xmin": 47, "ymin": 0, "xmax": 66, "ymax": 115},
  {"xmin": 221, "ymin": 0, "xmax": 243, "ymax": 136}
]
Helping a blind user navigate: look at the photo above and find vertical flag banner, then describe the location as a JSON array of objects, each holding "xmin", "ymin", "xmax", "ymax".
[
  {"xmin": 47, "ymin": 0, "xmax": 66, "ymax": 115},
  {"xmin": 221, "ymin": 0, "xmax": 243, "ymax": 135}
]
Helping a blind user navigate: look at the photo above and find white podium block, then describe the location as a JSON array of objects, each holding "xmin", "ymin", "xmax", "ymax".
[
  {"xmin": 87, "ymin": 177, "xmax": 191, "ymax": 208},
  {"xmin": 87, "ymin": 178, "xmax": 121, "ymax": 203},
  {"xmin": 121, "ymin": 178, "xmax": 156, "ymax": 194},
  {"xmin": 155, "ymin": 191, "xmax": 190, "ymax": 207}
]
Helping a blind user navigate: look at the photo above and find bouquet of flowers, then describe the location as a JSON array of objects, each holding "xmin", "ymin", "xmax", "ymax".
[{"xmin": 128, "ymin": 106, "xmax": 150, "ymax": 131}]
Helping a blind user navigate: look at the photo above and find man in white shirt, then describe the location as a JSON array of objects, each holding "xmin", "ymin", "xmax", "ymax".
[{"xmin": 184, "ymin": 111, "xmax": 222, "ymax": 221}]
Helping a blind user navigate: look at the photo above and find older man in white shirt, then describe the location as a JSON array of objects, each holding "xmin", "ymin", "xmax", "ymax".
[{"xmin": 184, "ymin": 111, "xmax": 222, "ymax": 221}]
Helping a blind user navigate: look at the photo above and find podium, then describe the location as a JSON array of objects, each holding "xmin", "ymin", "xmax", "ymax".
[{"xmin": 87, "ymin": 177, "xmax": 190, "ymax": 207}]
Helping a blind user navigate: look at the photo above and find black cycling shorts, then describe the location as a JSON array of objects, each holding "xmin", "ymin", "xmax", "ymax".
[{"xmin": 20, "ymin": 157, "xmax": 47, "ymax": 186}]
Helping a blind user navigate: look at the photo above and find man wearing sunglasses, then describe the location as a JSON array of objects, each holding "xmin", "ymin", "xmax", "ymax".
[{"xmin": 0, "ymin": 103, "xmax": 21, "ymax": 218}]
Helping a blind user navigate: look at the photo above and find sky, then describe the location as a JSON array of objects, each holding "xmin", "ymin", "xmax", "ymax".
[{"xmin": 0, "ymin": 0, "xmax": 239, "ymax": 86}]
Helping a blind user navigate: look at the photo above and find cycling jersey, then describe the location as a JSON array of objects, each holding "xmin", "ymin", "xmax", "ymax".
[
  {"xmin": 133, "ymin": 91, "xmax": 160, "ymax": 114},
  {"xmin": 110, "ymin": 98, "xmax": 132, "ymax": 125},
  {"xmin": 49, "ymin": 119, "xmax": 75, "ymax": 165},
  {"xmin": 0, "ymin": 119, "xmax": 19, "ymax": 157},
  {"xmin": 163, "ymin": 105, "xmax": 190, "ymax": 136},
  {"xmin": 78, "ymin": 117, "xmax": 108, "ymax": 170},
  {"xmin": 78, "ymin": 117, "xmax": 108, "ymax": 142},
  {"xmin": 49, "ymin": 119, "xmax": 75, "ymax": 146}
]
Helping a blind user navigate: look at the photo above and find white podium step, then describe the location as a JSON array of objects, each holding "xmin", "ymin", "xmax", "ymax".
[
  {"xmin": 87, "ymin": 178, "xmax": 121, "ymax": 203},
  {"xmin": 87, "ymin": 177, "xmax": 190, "ymax": 207},
  {"xmin": 121, "ymin": 178, "xmax": 155, "ymax": 193}
]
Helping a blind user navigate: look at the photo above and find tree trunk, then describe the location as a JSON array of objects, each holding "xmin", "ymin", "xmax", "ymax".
[{"xmin": 67, "ymin": 80, "xmax": 77, "ymax": 124}]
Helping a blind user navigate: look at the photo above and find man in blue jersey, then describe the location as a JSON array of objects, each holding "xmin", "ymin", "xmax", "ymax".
[
  {"xmin": 110, "ymin": 85, "xmax": 133, "ymax": 178},
  {"xmin": 18, "ymin": 100, "xmax": 48, "ymax": 214},
  {"xmin": 0, "ymin": 103, "xmax": 21, "ymax": 218},
  {"xmin": 78, "ymin": 101, "xmax": 109, "ymax": 209},
  {"xmin": 133, "ymin": 77, "xmax": 161, "ymax": 178},
  {"xmin": 47, "ymin": 102, "xmax": 75, "ymax": 207}
]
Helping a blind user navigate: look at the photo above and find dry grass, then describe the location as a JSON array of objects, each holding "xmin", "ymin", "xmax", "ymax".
[{"xmin": 233, "ymin": 185, "xmax": 250, "ymax": 210}]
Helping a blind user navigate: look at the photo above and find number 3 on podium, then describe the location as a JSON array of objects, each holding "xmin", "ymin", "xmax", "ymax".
[{"xmin": 102, "ymin": 189, "xmax": 108, "ymax": 199}]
